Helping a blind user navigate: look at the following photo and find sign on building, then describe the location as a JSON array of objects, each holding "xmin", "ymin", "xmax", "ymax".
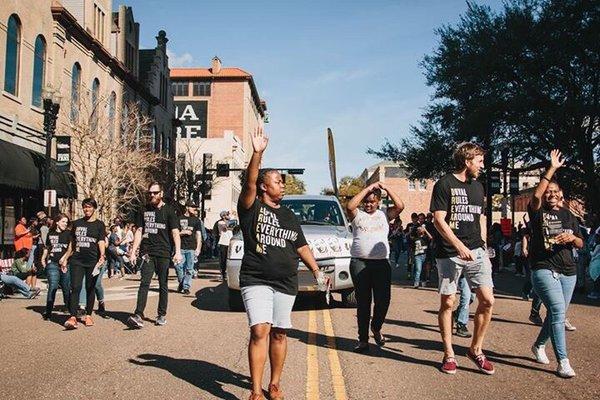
[
  {"xmin": 44, "ymin": 190, "xmax": 57, "ymax": 207},
  {"xmin": 175, "ymin": 100, "xmax": 208, "ymax": 139},
  {"xmin": 56, "ymin": 136, "xmax": 71, "ymax": 172}
]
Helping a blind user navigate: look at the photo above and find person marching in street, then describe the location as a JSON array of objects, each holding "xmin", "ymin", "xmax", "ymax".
[
  {"xmin": 430, "ymin": 142, "xmax": 495, "ymax": 375},
  {"xmin": 41, "ymin": 213, "xmax": 71, "ymax": 320},
  {"xmin": 346, "ymin": 181, "xmax": 405, "ymax": 353},
  {"xmin": 528, "ymin": 150, "xmax": 583, "ymax": 378},
  {"xmin": 410, "ymin": 220, "xmax": 432, "ymax": 288},
  {"xmin": 61, "ymin": 198, "xmax": 106, "ymax": 329},
  {"xmin": 238, "ymin": 128, "xmax": 324, "ymax": 400},
  {"xmin": 217, "ymin": 210, "xmax": 233, "ymax": 281},
  {"xmin": 127, "ymin": 182, "xmax": 182, "ymax": 328},
  {"xmin": 176, "ymin": 200, "xmax": 203, "ymax": 294}
]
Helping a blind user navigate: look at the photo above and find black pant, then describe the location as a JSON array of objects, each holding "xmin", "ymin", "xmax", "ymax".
[
  {"xmin": 219, "ymin": 245, "xmax": 228, "ymax": 278},
  {"xmin": 349, "ymin": 258, "xmax": 392, "ymax": 342},
  {"xmin": 69, "ymin": 264, "xmax": 99, "ymax": 316},
  {"xmin": 134, "ymin": 256, "xmax": 170, "ymax": 317}
]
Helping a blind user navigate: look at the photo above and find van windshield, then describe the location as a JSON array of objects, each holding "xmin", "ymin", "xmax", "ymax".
[{"xmin": 281, "ymin": 199, "xmax": 345, "ymax": 226}]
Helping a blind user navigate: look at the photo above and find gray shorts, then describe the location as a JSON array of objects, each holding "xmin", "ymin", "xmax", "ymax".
[
  {"xmin": 241, "ymin": 285, "xmax": 296, "ymax": 329},
  {"xmin": 436, "ymin": 247, "xmax": 494, "ymax": 295}
]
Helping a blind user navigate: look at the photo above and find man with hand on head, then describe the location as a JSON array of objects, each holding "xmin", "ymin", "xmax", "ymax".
[{"xmin": 176, "ymin": 200, "xmax": 203, "ymax": 294}]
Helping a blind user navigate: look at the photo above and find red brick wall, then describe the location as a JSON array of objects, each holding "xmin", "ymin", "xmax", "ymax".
[
  {"xmin": 381, "ymin": 177, "xmax": 435, "ymax": 226},
  {"xmin": 208, "ymin": 81, "xmax": 245, "ymax": 140}
]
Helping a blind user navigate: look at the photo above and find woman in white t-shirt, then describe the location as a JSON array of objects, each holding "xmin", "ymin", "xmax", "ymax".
[
  {"xmin": 217, "ymin": 211, "xmax": 234, "ymax": 281},
  {"xmin": 347, "ymin": 182, "xmax": 404, "ymax": 352}
]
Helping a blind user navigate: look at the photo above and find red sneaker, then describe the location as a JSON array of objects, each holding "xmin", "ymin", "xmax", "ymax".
[
  {"xmin": 64, "ymin": 316, "xmax": 78, "ymax": 330},
  {"xmin": 467, "ymin": 351, "xmax": 495, "ymax": 375},
  {"xmin": 440, "ymin": 357, "xmax": 457, "ymax": 374}
]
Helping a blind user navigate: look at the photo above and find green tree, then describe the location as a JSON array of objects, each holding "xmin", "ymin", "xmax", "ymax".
[
  {"xmin": 322, "ymin": 176, "xmax": 365, "ymax": 208},
  {"xmin": 284, "ymin": 174, "xmax": 306, "ymax": 195},
  {"xmin": 369, "ymin": 0, "xmax": 600, "ymax": 217}
]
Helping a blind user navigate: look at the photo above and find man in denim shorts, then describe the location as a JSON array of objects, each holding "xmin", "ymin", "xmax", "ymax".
[{"xmin": 430, "ymin": 142, "xmax": 495, "ymax": 375}]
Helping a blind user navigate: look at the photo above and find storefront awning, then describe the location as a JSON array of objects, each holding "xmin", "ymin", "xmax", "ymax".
[{"xmin": 0, "ymin": 140, "xmax": 76, "ymax": 198}]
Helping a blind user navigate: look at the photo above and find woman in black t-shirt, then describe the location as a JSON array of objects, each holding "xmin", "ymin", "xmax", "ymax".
[
  {"xmin": 60, "ymin": 198, "xmax": 106, "ymax": 330},
  {"xmin": 41, "ymin": 213, "xmax": 71, "ymax": 320},
  {"xmin": 238, "ymin": 128, "xmax": 323, "ymax": 400},
  {"xmin": 528, "ymin": 150, "xmax": 584, "ymax": 378}
]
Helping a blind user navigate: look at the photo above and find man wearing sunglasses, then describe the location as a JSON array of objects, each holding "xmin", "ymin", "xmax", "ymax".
[{"xmin": 128, "ymin": 182, "xmax": 182, "ymax": 328}]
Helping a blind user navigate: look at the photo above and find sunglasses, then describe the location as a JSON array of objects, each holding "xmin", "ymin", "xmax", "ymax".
[{"xmin": 147, "ymin": 191, "xmax": 161, "ymax": 196}]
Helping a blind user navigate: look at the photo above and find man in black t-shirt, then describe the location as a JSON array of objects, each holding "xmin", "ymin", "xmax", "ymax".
[
  {"xmin": 127, "ymin": 182, "xmax": 182, "ymax": 328},
  {"xmin": 175, "ymin": 200, "xmax": 203, "ymax": 294},
  {"xmin": 61, "ymin": 198, "xmax": 106, "ymax": 330},
  {"xmin": 238, "ymin": 128, "xmax": 323, "ymax": 400},
  {"xmin": 429, "ymin": 142, "xmax": 495, "ymax": 375}
]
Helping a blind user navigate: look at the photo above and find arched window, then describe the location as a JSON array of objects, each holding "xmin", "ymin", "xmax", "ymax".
[
  {"xmin": 70, "ymin": 63, "xmax": 81, "ymax": 121},
  {"xmin": 91, "ymin": 78, "xmax": 100, "ymax": 130},
  {"xmin": 108, "ymin": 91, "xmax": 116, "ymax": 138},
  {"xmin": 31, "ymin": 35, "xmax": 46, "ymax": 107},
  {"xmin": 4, "ymin": 14, "xmax": 21, "ymax": 95}
]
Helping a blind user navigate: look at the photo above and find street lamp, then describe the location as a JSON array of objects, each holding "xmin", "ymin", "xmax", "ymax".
[{"xmin": 41, "ymin": 85, "xmax": 62, "ymax": 193}]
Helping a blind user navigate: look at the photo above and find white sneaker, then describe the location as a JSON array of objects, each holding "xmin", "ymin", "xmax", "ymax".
[
  {"xmin": 564, "ymin": 319, "xmax": 576, "ymax": 331},
  {"xmin": 531, "ymin": 345, "xmax": 550, "ymax": 364},
  {"xmin": 557, "ymin": 358, "xmax": 576, "ymax": 378}
]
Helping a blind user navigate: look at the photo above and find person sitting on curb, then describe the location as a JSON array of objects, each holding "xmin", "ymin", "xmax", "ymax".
[{"xmin": 0, "ymin": 249, "xmax": 41, "ymax": 299}]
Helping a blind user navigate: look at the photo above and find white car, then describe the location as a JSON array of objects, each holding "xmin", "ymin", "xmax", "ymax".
[{"xmin": 226, "ymin": 195, "xmax": 356, "ymax": 310}]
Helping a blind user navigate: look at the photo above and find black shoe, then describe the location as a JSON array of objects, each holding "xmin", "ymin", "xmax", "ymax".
[
  {"xmin": 455, "ymin": 323, "xmax": 472, "ymax": 338},
  {"xmin": 42, "ymin": 312, "xmax": 52, "ymax": 320},
  {"xmin": 28, "ymin": 287, "xmax": 41, "ymax": 299},
  {"xmin": 372, "ymin": 330, "xmax": 386, "ymax": 347},
  {"xmin": 177, "ymin": 284, "xmax": 183, "ymax": 293},
  {"xmin": 182, "ymin": 289, "xmax": 190, "ymax": 295},
  {"xmin": 353, "ymin": 342, "xmax": 370, "ymax": 353},
  {"xmin": 529, "ymin": 313, "xmax": 543, "ymax": 326},
  {"xmin": 98, "ymin": 301, "xmax": 106, "ymax": 313}
]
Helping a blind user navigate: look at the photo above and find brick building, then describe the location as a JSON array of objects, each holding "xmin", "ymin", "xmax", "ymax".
[
  {"xmin": 171, "ymin": 57, "xmax": 267, "ymax": 226},
  {"xmin": 361, "ymin": 161, "xmax": 436, "ymax": 226}
]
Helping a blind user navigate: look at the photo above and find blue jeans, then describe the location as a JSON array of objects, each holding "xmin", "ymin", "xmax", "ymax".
[
  {"xmin": 456, "ymin": 276, "xmax": 474, "ymax": 325},
  {"xmin": 175, "ymin": 249, "xmax": 195, "ymax": 290},
  {"xmin": 413, "ymin": 253, "xmax": 426, "ymax": 285},
  {"xmin": 0, "ymin": 273, "xmax": 31, "ymax": 297},
  {"xmin": 45, "ymin": 262, "xmax": 71, "ymax": 312},
  {"xmin": 532, "ymin": 269, "xmax": 576, "ymax": 361},
  {"xmin": 79, "ymin": 263, "xmax": 106, "ymax": 306}
]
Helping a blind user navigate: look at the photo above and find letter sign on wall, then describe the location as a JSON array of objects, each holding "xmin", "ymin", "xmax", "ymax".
[{"xmin": 175, "ymin": 101, "xmax": 208, "ymax": 139}]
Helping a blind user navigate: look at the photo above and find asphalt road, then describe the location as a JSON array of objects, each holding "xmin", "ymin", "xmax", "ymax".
[{"xmin": 1, "ymin": 261, "xmax": 599, "ymax": 400}]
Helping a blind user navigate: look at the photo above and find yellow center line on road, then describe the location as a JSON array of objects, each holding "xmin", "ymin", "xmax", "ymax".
[
  {"xmin": 306, "ymin": 308, "xmax": 320, "ymax": 400},
  {"xmin": 322, "ymin": 308, "xmax": 348, "ymax": 400}
]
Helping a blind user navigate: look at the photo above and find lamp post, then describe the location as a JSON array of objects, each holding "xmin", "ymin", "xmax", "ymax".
[{"xmin": 41, "ymin": 86, "xmax": 61, "ymax": 194}]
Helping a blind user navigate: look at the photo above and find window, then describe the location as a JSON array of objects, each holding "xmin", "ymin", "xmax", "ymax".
[
  {"xmin": 192, "ymin": 81, "xmax": 211, "ymax": 96},
  {"xmin": 171, "ymin": 81, "xmax": 189, "ymax": 96},
  {"xmin": 152, "ymin": 126, "xmax": 157, "ymax": 151},
  {"xmin": 408, "ymin": 180, "xmax": 416, "ymax": 191},
  {"xmin": 4, "ymin": 14, "xmax": 21, "ymax": 95},
  {"xmin": 31, "ymin": 35, "xmax": 46, "ymax": 107},
  {"xmin": 93, "ymin": 4, "xmax": 105, "ymax": 43},
  {"xmin": 108, "ymin": 91, "xmax": 116, "ymax": 138},
  {"xmin": 91, "ymin": 78, "xmax": 100, "ymax": 130},
  {"xmin": 418, "ymin": 180, "xmax": 427, "ymax": 191},
  {"xmin": 70, "ymin": 63, "xmax": 82, "ymax": 121}
]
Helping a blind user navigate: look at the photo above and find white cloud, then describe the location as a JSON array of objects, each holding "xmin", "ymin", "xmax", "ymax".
[
  {"xmin": 167, "ymin": 49, "xmax": 195, "ymax": 67},
  {"xmin": 314, "ymin": 69, "xmax": 371, "ymax": 84}
]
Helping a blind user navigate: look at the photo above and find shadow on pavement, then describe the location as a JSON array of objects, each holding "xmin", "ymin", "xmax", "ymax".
[
  {"xmin": 421, "ymin": 309, "xmax": 533, "ymax": 327},
  {"xmin": 26, "ymin": 305, "xmax": 68, "ymax": 327},
  {"xmin": 129, "ymin": 353, "xmax": 250, "ymax": 399}
]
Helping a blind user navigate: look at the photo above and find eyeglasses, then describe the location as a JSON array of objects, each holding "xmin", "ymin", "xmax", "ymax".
[{"xmin": 147, "ymin": 191, "xmax": 161, "ymax": 196}]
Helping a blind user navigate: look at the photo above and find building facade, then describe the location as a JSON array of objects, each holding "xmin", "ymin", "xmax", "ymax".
[
  {"xmin": 171, "ymin": 57, "xmax": 267, "ymax": 226},
  {"xmin": 0, "ymin": 0, "xmax": 174, "ymax": 256}
]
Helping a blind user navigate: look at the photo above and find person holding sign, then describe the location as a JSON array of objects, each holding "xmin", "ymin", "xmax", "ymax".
[
  {"xmin": 238, "ymin": 128, "xmax": 323, "ymax": 400},
  {"xmin": 528, "ymin": 150, "xmax": 583, "ymax": 378},
  {"xmin": 430, "ymin": 142, "xmax": 495, "ymax": 375}
]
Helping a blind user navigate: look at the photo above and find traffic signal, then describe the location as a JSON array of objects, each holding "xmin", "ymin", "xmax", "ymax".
[
  {"xmin": 201, "ymin": 181, "xmax": 212, "ymax": 200},
  {"xmin": 216, "ymin": 163, "xmax": 229, "ymax": 177},
  {"xmin": 287, "ymin": 169, "xmax": 304, "ymax": 175}
]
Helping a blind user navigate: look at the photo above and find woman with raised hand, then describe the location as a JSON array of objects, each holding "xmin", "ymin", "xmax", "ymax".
[
  {"xmin": 529, "ymin": 149, "xmax": 583, "ymax": 378},
  {"xmin": 238, "ymin": 128, "xmax": 324, "ymax": 400}
]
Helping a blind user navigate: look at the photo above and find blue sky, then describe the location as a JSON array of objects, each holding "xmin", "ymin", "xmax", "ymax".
[{"xmin": 128, "ymin": 0, "xmax": 503, "ymax": 193}]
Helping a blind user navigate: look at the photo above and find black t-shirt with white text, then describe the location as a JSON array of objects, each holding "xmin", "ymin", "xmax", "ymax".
[
  {"xmin": 429, "ymin": 173, "xmax": 485, "ymax": 258},
  {"xmin": 527, "ymin": 204, "xmax": 580, "ymax": 275},
  {"xmin": 136, "ymin": 203, "xmax": 179, "ymax": 258},
  {"xmin": 179, "ymin": 215, "xmax": 203, "ymax": 250},
  {"xmin": 238, "ymin": 199, "xmax": 308, "ymax": 295},
  {"xmin": 45, "ymin": 230, "xmax": 71, "ymax": 263},
  {"xmin": 70, "ymin": 219, "xmax": 106, "ymax": 266}
]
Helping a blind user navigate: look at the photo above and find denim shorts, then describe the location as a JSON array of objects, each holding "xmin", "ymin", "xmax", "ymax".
[
  {"xmin": 436, "ymin": 247, "xmax": 494, "ymax": 295},
  {"xmin": 241, "ymin": 285, "xmax": 296, "ymax": 329}
]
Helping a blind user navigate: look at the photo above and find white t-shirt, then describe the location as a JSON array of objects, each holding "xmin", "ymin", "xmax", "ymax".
[{"xmin": 350, "ymin": 209, "xmax": 390, "ymax": 259}]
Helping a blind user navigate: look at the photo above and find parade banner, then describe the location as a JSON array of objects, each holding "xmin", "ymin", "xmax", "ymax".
[{"xmin": 175, "ymin": 100, "xmax": 208, "ymax": 139}]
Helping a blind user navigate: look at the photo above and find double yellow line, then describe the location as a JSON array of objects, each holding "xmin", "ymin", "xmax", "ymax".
[{"xmin": 306, "ymin": 308, "xmax": 348, "ymax": 400}]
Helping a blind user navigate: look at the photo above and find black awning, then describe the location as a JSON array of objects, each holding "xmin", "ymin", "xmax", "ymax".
[{"xmin": 0, "ymin": 140, "xmax": 76, "ymax": 198}]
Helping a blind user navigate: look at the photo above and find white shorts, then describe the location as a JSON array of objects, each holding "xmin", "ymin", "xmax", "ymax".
[{"xmin": 241, "ymin": 285, "xmax": 296, "ymax": 329}]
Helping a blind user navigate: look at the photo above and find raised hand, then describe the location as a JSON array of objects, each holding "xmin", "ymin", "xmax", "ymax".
[
  {"xmin": 549, "ymin": 149, "xmax": 565, "ymax": 169},
  {"xmin": 251, "ymin": 127, "xmax": 269, "ymax": 153}
]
